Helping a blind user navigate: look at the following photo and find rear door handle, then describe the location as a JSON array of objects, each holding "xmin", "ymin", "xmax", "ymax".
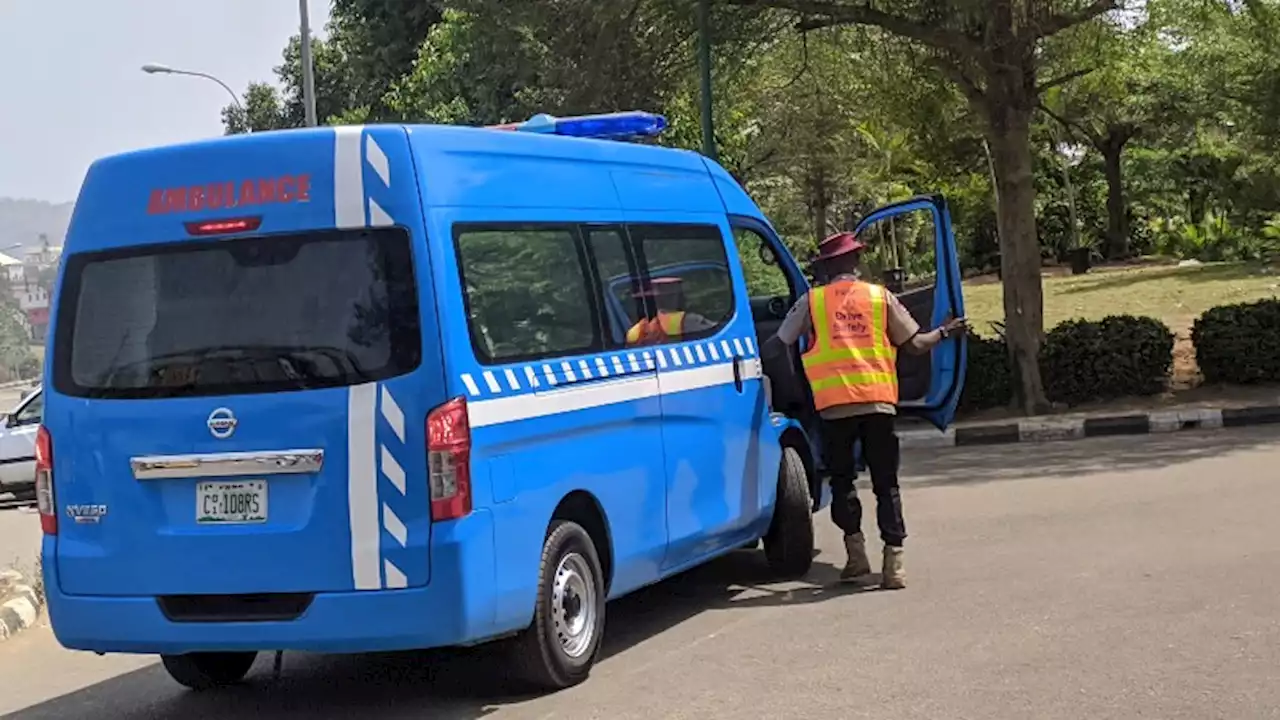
[{"xmin": 733, "ymin": 355, "xmax": 743, "ymax": 392}]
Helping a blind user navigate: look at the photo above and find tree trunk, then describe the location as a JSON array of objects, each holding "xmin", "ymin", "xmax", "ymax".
[
  {"xmin": 985, "ymin": 107, "xmax": 1052, "ymax": 415},
  {"xmin": 1102, "ymin": 136, "xmax": 1129, "ymax": 260}
]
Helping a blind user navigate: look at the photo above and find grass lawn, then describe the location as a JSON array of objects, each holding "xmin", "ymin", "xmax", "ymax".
[{"xmin": 963, "ymin": 261, "xmax": 1280, "ymax": 337}]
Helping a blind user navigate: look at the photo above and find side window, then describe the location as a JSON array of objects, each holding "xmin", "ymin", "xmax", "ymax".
[
  {"xmin": 627, "ymin": 224, "xmax": 735, "ymax": 346},
  {"xmin": 732, "ymin": 227, "xmax": 795, "ymax": 300},
  {"xmin": 455, "ymin": 225, "xmax": 601, "ymax": 364},
  {"xmin": 12, "ymin": 392, "xmax": 42, "ymax": 426},
  {"xmin": 584, "ymin": 226, "xmax": 644, "ymax": 348}
]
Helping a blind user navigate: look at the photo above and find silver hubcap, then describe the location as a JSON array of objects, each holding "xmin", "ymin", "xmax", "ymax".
[{"xmin": 551, "ymin": 552, "xmax": 597, "ymax": 659}]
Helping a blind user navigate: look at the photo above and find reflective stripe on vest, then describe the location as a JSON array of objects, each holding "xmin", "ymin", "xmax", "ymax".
[
  {"xmin": 801, "ymin": 281, "xmax": 898, "ymax": 409},
  {"xmin": 625, "ymin": 311, "xmax": 686, "ymax": 345}
]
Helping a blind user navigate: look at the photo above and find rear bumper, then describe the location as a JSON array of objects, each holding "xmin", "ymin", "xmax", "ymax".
[{"xmin": 43, "ymin": 510, "xmax": 508, "ymax": 655}]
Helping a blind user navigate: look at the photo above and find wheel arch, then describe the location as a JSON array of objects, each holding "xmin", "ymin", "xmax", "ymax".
[{"xmin": 550, "ymin": 490, "xmax": 615, "ymax": 594}]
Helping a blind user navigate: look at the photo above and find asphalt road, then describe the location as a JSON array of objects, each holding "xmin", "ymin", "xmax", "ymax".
[{"xmin": 3, "ymin": 425, "xmax": 1280, "ymax": 719}]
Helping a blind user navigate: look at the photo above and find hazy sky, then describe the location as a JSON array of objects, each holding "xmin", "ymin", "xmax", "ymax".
[{"xmin": 0, "ymin": 1, "xmax": 332, "ymax": 203}]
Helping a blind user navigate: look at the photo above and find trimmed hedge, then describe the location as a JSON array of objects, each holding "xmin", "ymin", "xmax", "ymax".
[
  {"xmin": 1040, "ymin": 316, "xmax": 1174, "ymax": 406},
  {"xmin": 958, "ymin": 333, "xmax": 1013, "ymax": 412},
  {"xmin": 1192, "ymin": 298, "xmax": 1280, "ymax": 384}
]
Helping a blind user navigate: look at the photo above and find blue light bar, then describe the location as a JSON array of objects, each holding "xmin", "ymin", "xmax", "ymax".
[{"xmin": 488, "ymin": 111, "xmax": 668, "ymax": 140}]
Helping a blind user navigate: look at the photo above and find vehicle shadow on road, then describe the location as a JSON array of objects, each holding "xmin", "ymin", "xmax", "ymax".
[
  {"xmin": 904, "ymin": 425, "xmax": 1280, "ymax": 489},
  {"xmin": 5, "ymin": 549, "xmax": 865, "ymax": 720}
]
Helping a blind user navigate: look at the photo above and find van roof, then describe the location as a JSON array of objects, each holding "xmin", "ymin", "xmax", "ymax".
[{"xmin": 69, "ymin": 122, "xmax": 759, "ymax": 243}]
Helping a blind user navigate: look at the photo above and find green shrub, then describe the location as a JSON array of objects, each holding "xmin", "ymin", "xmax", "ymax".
[
  {"xmin": 1192, "ymin": 298, "xmax": 1280, "ymax": 384},
  {"xmin": 1040, "ymin": 315, "xmax": 1174, "ymax": 406},
  {"xmin": 957, "ymin": 328, "xmax": 1013, "ymax": 413}
]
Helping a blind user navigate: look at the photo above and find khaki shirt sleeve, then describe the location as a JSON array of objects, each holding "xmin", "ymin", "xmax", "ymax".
[
  {"xmin": 776, "ymin": 292, "xmax": 812, "ymax": 346},
  {"xmin": 884, "ymin": 291, "xmax": 922, "ymax": 347}
]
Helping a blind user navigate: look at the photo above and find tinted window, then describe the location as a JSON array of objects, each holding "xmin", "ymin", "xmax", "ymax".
[
  {"xmin": 732, "ymin": 227, "xmax": 794, "ymax": 299},
  {"xmin": 456, "ymin": 226, "xmax": 600, "ymax": 363},
  {"xmin": 628, "ymin": 224, "xmax": 735, "ymax": 346},
  {"xmin": 53, "ymin": 228, "xmax": 421, "ymax": 399},
  {"xmin": 584, "ymin": 226, "xmax": 643, "ymax": 348}
]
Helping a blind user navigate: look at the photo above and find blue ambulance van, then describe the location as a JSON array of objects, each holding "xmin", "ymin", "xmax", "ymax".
[{"xmin": 38, "ymin": 112, "xmax": 966, "ymax": 691}]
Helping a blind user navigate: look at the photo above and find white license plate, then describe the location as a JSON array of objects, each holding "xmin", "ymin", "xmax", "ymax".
[{"xmin": 196, "ymin": 480, "xmax": 267, "ymax": 524}]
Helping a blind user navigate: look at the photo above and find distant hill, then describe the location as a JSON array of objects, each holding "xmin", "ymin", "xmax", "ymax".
[{"xmin": 0, "ymin": 198, "xmax": 73, "ymax": 252}]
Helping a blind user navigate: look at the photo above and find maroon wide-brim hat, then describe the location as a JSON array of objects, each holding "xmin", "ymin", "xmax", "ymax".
[
  {"xmin": 635, "ymin": 276, "xmax": 683, "ymax": 298},
  {"xmin": 815, "ymin": 231, "xmax": 867, "ymax": 262}
]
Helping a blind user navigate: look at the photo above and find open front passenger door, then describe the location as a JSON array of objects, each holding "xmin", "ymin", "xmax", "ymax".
[{"xmin": 851, "ymin": 194, "xmax": 967, "ymax": 430}]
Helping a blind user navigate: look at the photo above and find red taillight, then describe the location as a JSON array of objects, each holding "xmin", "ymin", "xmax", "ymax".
[
  {"xmin": 184, "ymin": 216, "xmax": 263, "ymax": 236},
  {"xmin": 35, "ymin": 425, "xmax": 56, "ymax": 535},
  {"xmin": 427, "ymin": 396, "xmax": 472, "ymax": 521}
]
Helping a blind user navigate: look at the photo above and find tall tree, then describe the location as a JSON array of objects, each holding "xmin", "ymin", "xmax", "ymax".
[{"xmin": 727, "ymin": 0, "xmax": 1127, "ymax": 414}]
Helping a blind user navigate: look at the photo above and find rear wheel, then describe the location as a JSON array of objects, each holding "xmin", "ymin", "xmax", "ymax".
[
  {"xmin": 161, "ymin": 651, "xmax": 258, "ymax": 690},
  {"xmin": 763, "ymin": 447, "xmax": 815, "ymax": 578},
  {"xmin": 509, "ymin": 520, "xmax": 606, "ymax": 690}
]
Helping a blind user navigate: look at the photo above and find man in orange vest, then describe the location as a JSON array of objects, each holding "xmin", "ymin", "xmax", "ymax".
[
  {"xmin": 625, "ymin": 277, "xmax": 714, "ymax": 346},
  {"xmin": 777, "ymin": 231, "xmax": 967, "ymax": 589}
]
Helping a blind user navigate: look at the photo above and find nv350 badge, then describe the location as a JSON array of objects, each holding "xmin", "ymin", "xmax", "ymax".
[{"xmin": 66, "ymin": 504, "xmax": 108, "ymax": 524}]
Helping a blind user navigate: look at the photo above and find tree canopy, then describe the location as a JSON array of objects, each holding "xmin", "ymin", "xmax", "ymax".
[{"xmin": 226, "ymin": 0, "xmax": 1280, "ymax": 414}]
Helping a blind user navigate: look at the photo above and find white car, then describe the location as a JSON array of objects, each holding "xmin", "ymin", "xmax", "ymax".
[{"xmin": 0, "ymin": 386, "xmax": 41, "ymax": 499}]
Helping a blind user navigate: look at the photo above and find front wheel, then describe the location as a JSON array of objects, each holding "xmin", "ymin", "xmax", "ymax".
[
  {"xmin": 763, "ymin": 446, "xmax": 815, "ymax": 578},
  {"xmin": 509, "ymin": 520, "xmax": 607, "ymax": 690},
  {"xmin": 161, "ymin": 651, "xmax": 258, "ymax": 690}
]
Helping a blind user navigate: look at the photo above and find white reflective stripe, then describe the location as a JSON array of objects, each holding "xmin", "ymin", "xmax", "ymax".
[
  {"xmin": 469, "ymin": 360, "xmax": 748, "ymax": 428},
  {"xmin": 668, "ymin": 348, "xmax": 683, "ymax": 367},
  {"xmin": 460, "ymin": 374, "xmax": 481, "ymax": 397},
  {"xmin": 695, "ymin": 344, "xmax": 707, "ymax": 363},
  {"xmin": 333, "ymin": 126, "xmax": 365, "ymax": 229},
  {"xmin": 579, "ymin": 360, "xmax": 593, "ymax": 379},
  {"xmin": 504, "ymin": 368, "xmax": 520, "ymax": 390},
  {"xmin": 656, "ymin": 351, "xmax": 668, "ymax": 368},
  {"xmin": 482, "ymin": 372, "xmax": 501, "ymax": 393},
  {"xmin": 382, "ymin": 503, "xmax": 407, "ymax": 547},
  {"xmin": 595, "ymin": 357, "xmax": 609, "ymax": 376},
  {"xmin": 628, "ymin": 353, "xmax": 641, "ymax": 372},
  {"xmin": 682, "ymin": 346, "xmax": 695, "ymax": 364},
  {"xmin": 643, "ymin": 352, "xmax": 656, "ymax": 370},
  {"xmin": 612, "ymin": 356, "xmax": 625, "ymax": 375},
  {"xmin": 733, "ymin": 338, "xmax": 746, "ymax": 356},
  {"xmin": 744, "ymin": 337, "xmax": 756, "ymax": 355},
  {"xmin": 562, "ymin": 361, "xmax": 577, "ymax": 382},
  {"xmin": 346, "ymin": 383, "xmax": 380, "ymax": 590},
  {"xmin": 384, "ymin": 560, "xmax": 408, "ymax": 589},
  {"xmin": 525, "ymin": 366, "xmax": 541, "ymax": 388},
  {"xmin": 707, "ymin": 343, "xmax": 720, "ymax": 360},
  {"xmin": 380, "ymin": 446, "xmax": 406, "ymax": 494},
  {"xmin": 380, "ymin": 386, "xmax": 405, "ymax": 443},
  {"xmin": 365, "ymin": 134, "xmax": 391, "ymax": 186},
  {"xmin": 368, "ymin": 198, "xmax": 393, "ymax": 227},
  {"xmin": 721, "ymin": 340, "xmax": 733, "ymax": 357},
  {"xmin": 544, "ymin": 364, "xmax": 559, "ymax": 385}
]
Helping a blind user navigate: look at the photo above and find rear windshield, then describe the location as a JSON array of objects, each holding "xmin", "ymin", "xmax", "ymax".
[{"xmin": 53, "ymin": 227, "xmax": 422, "ymax": 399}]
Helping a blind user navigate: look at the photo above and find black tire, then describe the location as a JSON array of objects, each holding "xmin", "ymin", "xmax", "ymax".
[
  {"xmin": 509, "ymin": 520, "xmax": 607, "ymax": 691},
  {"xmin": 763, "ymin": 446, "xmax": 814, "ymax": 578},
  {"xmin": 161, "ymin": 651, "xmax": 258, "ymax": 691}
]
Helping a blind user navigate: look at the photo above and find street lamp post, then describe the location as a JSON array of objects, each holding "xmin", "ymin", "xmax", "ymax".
[
  {"xmin": 141, "ymin": 63, "xmax": 244, "ymax": 116},
  {"xmin": 298, "ymin": 0, "xmax": 319, "ymax": 127}
]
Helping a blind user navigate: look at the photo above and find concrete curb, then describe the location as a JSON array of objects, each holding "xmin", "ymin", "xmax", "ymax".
[
  {"xmin": 900, "ymin": 405, "xmax": 1280, "ymax": 449},
  {"xmin": 0, "ymin": 569, "xmax": 42, "ymax": 644}
]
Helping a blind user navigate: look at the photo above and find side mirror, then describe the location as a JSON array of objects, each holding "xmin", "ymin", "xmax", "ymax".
[{"xmin": 2, "ymin": 413, "xmax": 14, "ymax": 429}]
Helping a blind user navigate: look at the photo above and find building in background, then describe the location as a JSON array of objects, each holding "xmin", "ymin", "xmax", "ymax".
[{"xmin": 0, "ymin": 235, "xmax": 61, "ymax": 342}]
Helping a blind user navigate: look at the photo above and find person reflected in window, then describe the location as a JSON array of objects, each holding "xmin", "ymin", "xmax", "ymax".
[{"xmin": 625, "ymin": 277, "xmax": 715, "ymax": 346}]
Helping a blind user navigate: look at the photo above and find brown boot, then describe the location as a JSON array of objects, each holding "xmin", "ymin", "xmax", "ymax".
[
  {"xmin": 839, "ymin": 532, "xmax": 873, "ymax": 583},
  {"xmin": 881, "ymin": 545, "xmax": 906, "ymax": 590}
]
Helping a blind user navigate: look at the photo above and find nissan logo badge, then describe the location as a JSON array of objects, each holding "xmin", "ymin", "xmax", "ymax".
[{"xmin": 207, "ymin": 407, "xmax": 238, "ymax": 439}]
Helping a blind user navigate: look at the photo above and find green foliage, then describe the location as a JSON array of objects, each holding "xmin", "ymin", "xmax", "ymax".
[
  {"xmin": 1040, "ymin": 315, "xmax": 1175, "ymax": 406},
  {"xmin": 957, "ymin": 329, "xmax": 1013, "ymax": 413},
  {"xmin": 1191, "ymin": 298, "xmax": 1280, "ymax": 384}
]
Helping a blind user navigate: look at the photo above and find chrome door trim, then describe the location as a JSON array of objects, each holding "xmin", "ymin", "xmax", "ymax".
[{"xmin": 130, "ymin": 449, "xmax": 324, "ymax": 480}]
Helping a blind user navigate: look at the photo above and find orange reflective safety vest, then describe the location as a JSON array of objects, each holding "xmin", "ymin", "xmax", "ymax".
[
  {"xmin": 626, "ymin": 311, "xmax": 686, "ymax": 346},
  {"xmin": 801, "ymin": 280, "xmax": 899, "ymax": 410}
]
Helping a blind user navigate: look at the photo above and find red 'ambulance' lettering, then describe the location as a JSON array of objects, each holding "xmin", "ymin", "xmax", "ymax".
[{"xmin": 147, "ymin": 174, "xmax": 312, "ymax": 215}]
